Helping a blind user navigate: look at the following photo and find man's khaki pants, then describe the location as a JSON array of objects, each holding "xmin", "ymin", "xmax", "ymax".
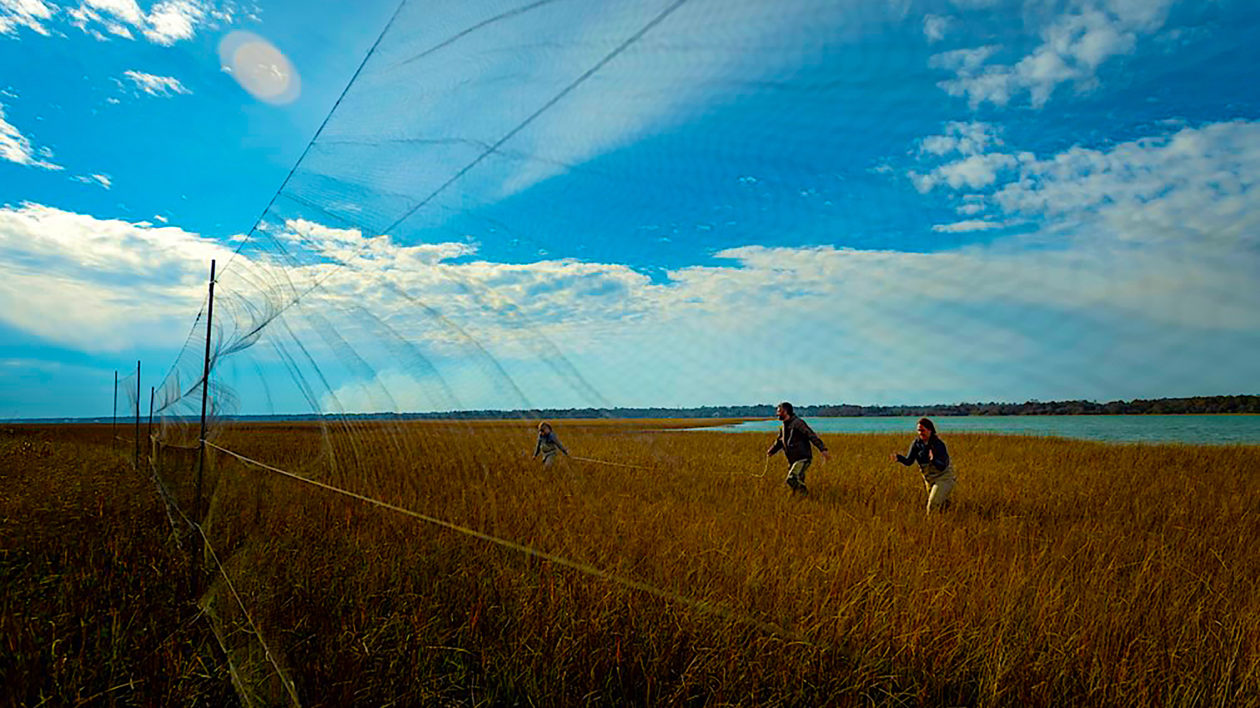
[{"xmin": 786, "ymin": 458, "xmax": 811, "ymax": 491}]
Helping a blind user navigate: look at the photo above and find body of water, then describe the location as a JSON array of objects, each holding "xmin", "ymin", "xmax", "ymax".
[{"xmin": 691, "ymin": 415, "xmax": 1260, "ymax": 445}]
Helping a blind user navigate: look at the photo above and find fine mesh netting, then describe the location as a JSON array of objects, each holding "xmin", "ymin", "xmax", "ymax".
[{"xmin": 133, "ymin": 0, "xmax": 1260, "ymax": 703}]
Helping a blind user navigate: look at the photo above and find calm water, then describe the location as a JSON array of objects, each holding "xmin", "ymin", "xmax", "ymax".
[{"xmin": 691, "ymin": 415, "xmax": 1260, "ymax": 445}]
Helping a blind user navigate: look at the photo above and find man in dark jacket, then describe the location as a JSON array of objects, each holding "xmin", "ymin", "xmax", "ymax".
[{"xmin": 766, "ymin": 402, "xmax": 830, "ymax": 495}]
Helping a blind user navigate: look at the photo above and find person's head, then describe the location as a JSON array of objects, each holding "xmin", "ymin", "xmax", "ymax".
[
  {"xmin": 776, "ymin": 402, "xmax": 794, "ymax": 421},
  {"xmin": 538, "ymin": 421, "xmax": 552, "ymax": 435},
  {"xmin": 916, "ymin": 417, "xmax": 936, "ymax": 441}
]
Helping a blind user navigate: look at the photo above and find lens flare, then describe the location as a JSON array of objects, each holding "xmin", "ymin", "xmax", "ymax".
[{"xmin": 218, "ymin": 30, "xmax": 301, "ymax": 105}]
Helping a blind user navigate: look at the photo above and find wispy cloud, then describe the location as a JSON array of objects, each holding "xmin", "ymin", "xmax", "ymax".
[
  {"xmin": 932, "ymin": 219, "xmax": 1003, "ymax": 233},
  {"xmin": 319, "ymin": 0, "xmax": 907, "ymax": 208},
  {"xmin": 71, "ymin": 173, "xmax": 111, "ymax": 189},
  {"xmin": 917, "ymin": 120, "xmax": 1002, "ymax": 158},
  {"xmin": 5, "ymin": 0, "xmax": 236, "ymax": 44},
  {"xmin": 923, "ymin": 14, "xmax": 950, "ymax": 43},
  {"xmin": 0, "ymin": 102, "xmax": 62, "ymax": 170},
  {"xmin": 0, "ymin": 0, "xmax": 55, "ymax": 36},
  {"xmin": 932, "ymin": 0, "xmax": 1177, "ymax": 108},
  {"xmin": 913, "ymin": 151, "xmax": 1021, "ymax": 192},
  {"xmin": 123, "ymin": 70, "xmax": 191, "ymax": 97}
]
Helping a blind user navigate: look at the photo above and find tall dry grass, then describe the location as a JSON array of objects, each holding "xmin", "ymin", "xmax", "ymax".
[
  {"xmin": 147, "ymin": 419, "xmax": 1260, "ymax": 706},
  {"xmin": 0, "ymin": 425, "xmax": 235, "ymax": 706},
  {"xmin": 5, "ymin": 420, "xmax": 1256, "ymax": 705}
]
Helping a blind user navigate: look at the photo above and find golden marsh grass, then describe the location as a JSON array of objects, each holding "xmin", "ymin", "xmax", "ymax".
[{"xmin": 5, "ymin": 420, "xmax": 1259, "ymax": 705}]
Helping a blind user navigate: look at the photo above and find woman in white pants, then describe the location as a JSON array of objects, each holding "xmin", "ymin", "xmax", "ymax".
[{"xmin": 889, "ymin": 417, "xmax": 956, "ymax": 512}]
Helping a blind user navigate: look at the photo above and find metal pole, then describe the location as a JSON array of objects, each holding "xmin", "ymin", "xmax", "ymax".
[
  {"xmin": 196, "ymin": 260, "xmax": 216, "ymax": 517},
  {"xmin": 193, "ymin": 260, "xmax": 215, "ymax": 597},
  {"xmin": 147, "ymin": 386, "xmax": 155, "ymax": 463},
  {"xmin": 112, "ymin": 370, "xmax": 118, "ymax": 447},
  {"xmin": 135, "ymin": 360, "xmax": 141, "ymax": 468}
]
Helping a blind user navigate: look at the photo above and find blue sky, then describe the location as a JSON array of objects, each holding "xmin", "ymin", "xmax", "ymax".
[{"xmin": 1, "ymin": 0, "xmax": 1258, "ymax": 418}]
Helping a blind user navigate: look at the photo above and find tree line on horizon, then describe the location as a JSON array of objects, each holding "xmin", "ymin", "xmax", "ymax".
[
  {"xmin": 199, "ymin": 394, "xmax": 1260, "ymax": 420},
  {"xmin": 439, "ymin": 394, "xmax": 1260, "ymax": 420}
]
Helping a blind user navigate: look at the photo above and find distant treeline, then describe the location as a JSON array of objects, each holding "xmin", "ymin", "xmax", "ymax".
[
  {"xmin": 10, "ymin": 395, "xmax": 1258, "ymax": 424},
  {"xmin": 407, "ymin": 395, "xmax": 1260, "ymax": 419}
]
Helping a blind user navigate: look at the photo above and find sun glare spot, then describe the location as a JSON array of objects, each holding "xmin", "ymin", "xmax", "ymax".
[{"xmin": 218, "ymin": 30, "xmax": 301, "ymax": 105}]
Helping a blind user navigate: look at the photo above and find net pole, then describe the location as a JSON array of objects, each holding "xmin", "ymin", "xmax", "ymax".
[
  {"xmin": 147, "ymin": 386, "xmax": 155, "ymax": 462},
  {"xmin": 194, "ymin": 260, "xmax": 215, "ymax": 596},
  {"xmin": 112, "ymin": 370, "xmax": 117, "ymax": 448},
  {"xmin": 134, "ymin": 360, "xmax": 141, "ymax": 468},
  {"xmin": 196, "ymin": 260, "xmax": 216, "ymax": 518}
]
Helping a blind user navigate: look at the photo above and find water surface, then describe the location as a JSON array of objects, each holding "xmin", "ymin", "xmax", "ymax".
[{"xmin": 690, "ymin": 415, "xmax": 1260, "ymax": 445}]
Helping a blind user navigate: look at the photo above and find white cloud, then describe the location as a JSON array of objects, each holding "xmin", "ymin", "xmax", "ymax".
[
  {"xmin": 142, "ymin": 0, "xmax": 205, "ymax": 45},
  {"xmin": 932, "ymin": 219, "xmax": 1003, "ymax": 232},
  {"xmin": 123, "ymin": 70, "xmax": 191, "ymax": 97},
  {"xmin": 71, "ymin": 172, "xmax": 111, "ymax": 189},
  {"xmin": 0, "ymin": 102, "xmax": 62, "ymax": 170},
  {"xmin": 980, "ymin": 121, "xmax": 1260, "ymax": 253},
  {"xmin": 0, "ymin": 202, "xmax": 235, "ymax": 351},
  {"xmin": 923, "ymin": 14, "xmax": 950, "ymax": 43},
  {"xmin": 0, "ymin": 0, "xmax": 55, "ymax": 36},
  {"xmin": 5, "ymin": 0, "xmax": 231, "ymax": 44},
  {"xmin": 933, "ymin": 0, "xmax": 1177, "ymax": 108},
  {"xmin": 913, "ymin": 151, "xmax": 1019, "ymax": 192},
  {"xmin": 916, "ymin": 119, "xmax": 1260, "ymax": 237},
  {"xmin": 5, "ymin": 177, "xmax": 1256, "ymax": 413},
  {"xmin": 930, "ymin": 45, "xmax": 999, "ymax": 74},
  {"xmin": 918, "ymin": 120, "xmax": 1002, "ymax": 157},
  {"xmin": 902, "ymin": 119, "xmax": 1260, "ymax": 328}
]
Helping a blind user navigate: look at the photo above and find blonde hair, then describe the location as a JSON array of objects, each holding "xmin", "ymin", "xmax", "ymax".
[{"xmin": 538, "ymin": 421, "xmax": 552, "ymax": 433}]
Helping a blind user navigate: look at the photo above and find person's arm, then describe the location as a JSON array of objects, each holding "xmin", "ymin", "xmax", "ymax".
[
  {"xmin": 533, "ymin": 436, "xmax": 542, "ymax": 458},
  {"xmin": 800, "ymin": 420, "xmax": 830, "ymax": 460},
  {"xmin": 893, "ymin": 439, "xmax": 919, "ymax": 466},
  {"xmin": 766, "ymin": 434, "xmax": 783, "ymax": 456},
  {"xmin": 557, "ymin": 436, "xmax": 569, "ymax": 456},
  {"xmin": 800, "ymin": 420, "xmax": 826, "ymax": 452},
  {"xmin": 929, "ymin": 437, "xmax": 949, "ymax": 471}
]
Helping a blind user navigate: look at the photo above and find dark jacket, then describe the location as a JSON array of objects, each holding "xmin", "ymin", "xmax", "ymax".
[
  {"xmin": 895, "ymin": 436, "xmax": 950, "ymax": 472},
  {"xmin": 768, "ymin": 416, "xmax": 827, "ymax": 464}
]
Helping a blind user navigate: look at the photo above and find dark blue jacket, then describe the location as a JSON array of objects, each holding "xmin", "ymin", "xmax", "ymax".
[{"xmin": 895, "ymin": 436, "xmax": 950, "ymax": 472}]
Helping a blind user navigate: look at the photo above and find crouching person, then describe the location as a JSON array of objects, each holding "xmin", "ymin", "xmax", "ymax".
[
  {"xmin": 533, "ymin": 421, "xmax": 569, "ymax": 467},
  {"xmin": 889, "ymin": 417, "xmax": 956, "ymax": 512}
]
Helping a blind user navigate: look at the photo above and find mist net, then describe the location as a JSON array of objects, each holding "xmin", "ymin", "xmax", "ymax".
[{"xmin": 140, "ymin": 0, "xmax": 1260, "ymax": 703}]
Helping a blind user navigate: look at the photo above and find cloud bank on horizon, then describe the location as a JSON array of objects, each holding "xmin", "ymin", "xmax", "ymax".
[{"xmin": 0, "ymin": 0, "xmax": 1258, "ymax": 417}]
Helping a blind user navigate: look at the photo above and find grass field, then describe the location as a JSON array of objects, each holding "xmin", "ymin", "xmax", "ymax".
[
  {"xmin": 0, "ymin": 425, "xmax": 235, "ymax": 707},
  {"xmin": 3, "ymin": 420, "xmax": 1258, "ymax": 706}
]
